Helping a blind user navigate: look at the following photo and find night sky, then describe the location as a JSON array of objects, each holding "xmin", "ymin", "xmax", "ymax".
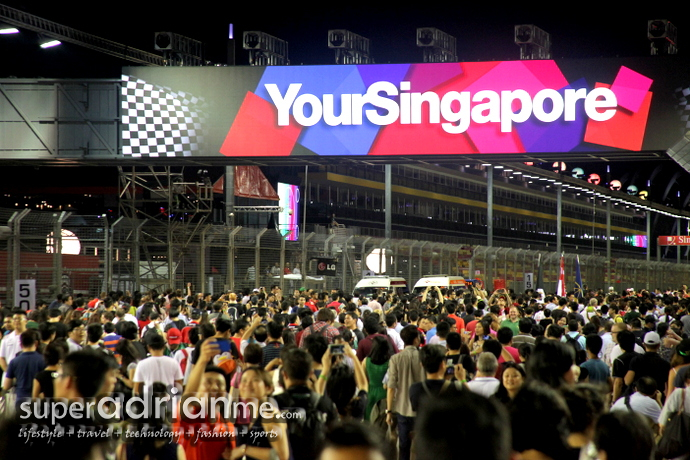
[{"xmin": 2, "ymin": 2, "xmax": 687, "ymax": 74}]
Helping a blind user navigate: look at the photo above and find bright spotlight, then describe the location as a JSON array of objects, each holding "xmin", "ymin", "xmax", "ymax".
[{"xmin": 39, "ymin": 38, "xmax": 61, "ymax": 49}]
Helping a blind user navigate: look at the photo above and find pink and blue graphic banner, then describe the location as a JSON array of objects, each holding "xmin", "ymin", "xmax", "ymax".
[{"xmin": 122, "ymin": 57, "xmax": 686, "ymax": 158}]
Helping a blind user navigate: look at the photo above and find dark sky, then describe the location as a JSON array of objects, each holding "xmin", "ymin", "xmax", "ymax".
[{"xmin": 1, "ymin": 2, "xmax": 687, "ymax": 76}]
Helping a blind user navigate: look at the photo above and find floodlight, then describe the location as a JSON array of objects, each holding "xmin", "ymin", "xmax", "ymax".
[
  {"xmin": 39, "ymin": 37, "xmax": 61, "ymax": 49},
  {"xmin": 0, "ymin": 22, "xmax": 19, "ymax": 34}
]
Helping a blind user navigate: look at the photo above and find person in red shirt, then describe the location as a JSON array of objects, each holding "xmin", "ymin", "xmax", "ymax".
[
  {"xmin": 445, "ymin": 302, "xmax": 466, "ymax": 335},
  {"xmin": 230, "ymin": 318, "xmax": 248, "ymax": 360},
  {"xmin": 174, "ymin": 338, "xmax": 236, "ymax": 460},
  {"xmin": 305, "ymin": 292, "xmax": 318, "ymax": 312},
  {"xmin": 326, "ymin": 293, "xmax": 344, "ymax": 310},
  {"xmin": 494, "ymin": 327, "xmax": 522, "ymax": 379}
]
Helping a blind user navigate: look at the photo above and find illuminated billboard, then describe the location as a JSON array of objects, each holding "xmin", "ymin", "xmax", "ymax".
[
  {"xmin": 122, "ymin": 57, "xmax": 686, "ymax": 158},
  {"xmin": 277, "ymin": 182, "xmax": 299, "ymax": 241}
]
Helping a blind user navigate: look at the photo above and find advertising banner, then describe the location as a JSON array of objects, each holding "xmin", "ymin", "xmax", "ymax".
[
  {"xmin": 122, "ymin": 56, "xmax": 687, "ymax": 159},
  {"xmin": 316, "ymin": 258, "xmax": 337, "ymax": 276},
  {"xmin": 657, "ymin": 235, "xmax": 690, "ymax": 246}
]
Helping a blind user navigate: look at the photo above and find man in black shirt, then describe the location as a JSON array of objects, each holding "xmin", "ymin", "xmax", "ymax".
[
  {"xmin": 273, "ymin": 347, "xmax": 338, "ymax": 460},
  {"xmin": 612, "ymin": 330, "xmax": 638, "ymax": 403},
  {"xmin": 409, "ymin": 344, "xmax": 465, "ymax": 412},
  {"xmin": 624, "ymin": 331, "xmax": 671, "ymax": 402},
  {"xmin": 47, "ymin": 308, "xmax": 68, "ymax": 339},
  {"xmin": 343, "ymin": 311, "xmax": 365, "ymax": 345},
  {"xmin": 261, "ymin": 320, "xmax": 284, "ymax": 368}
]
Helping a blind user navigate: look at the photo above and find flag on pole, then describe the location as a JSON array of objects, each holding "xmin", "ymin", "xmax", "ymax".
[
  {"xmin": 557, "ymin": 253, "xmax": 566, "ymax": 297},
  {"xmin": 574, "ymin": 255, "xmax": 583, "ymax": 299}
]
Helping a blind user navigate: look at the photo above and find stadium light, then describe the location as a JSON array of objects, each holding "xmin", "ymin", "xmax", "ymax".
[
  {"xmin": 39, "ymin": 36, "xmax": 61, "ymax": 48},
  {"xmin": 0, "ymin": 22, "xmax": 19, "ymax": 34}
]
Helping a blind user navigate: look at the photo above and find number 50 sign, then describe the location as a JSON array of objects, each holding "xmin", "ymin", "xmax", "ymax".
[{"xmin": 14, "ymin": 280, "xmax": 36, "ymax": 311}]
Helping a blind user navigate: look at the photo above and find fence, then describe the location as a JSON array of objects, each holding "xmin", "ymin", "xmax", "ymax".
[
  {"xmin": 2, "ymin": 209, "xmax": 690, "ymax": 308},
  {"xmin": 109, "ymin": 224, "xmax": 690, "ymax": 297},
  {"xmin": 0, "ymin": 208, "xmax": 107, "ymax": 305}
]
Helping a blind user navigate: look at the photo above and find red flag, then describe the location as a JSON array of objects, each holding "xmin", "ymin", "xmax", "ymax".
[
  {"xmin": 211, "ymin": 166, "xmax": 279, "ymax": 201},
  {"xmin": 557, "ymin": 253, "xmax": 566, "ymax": 297}
]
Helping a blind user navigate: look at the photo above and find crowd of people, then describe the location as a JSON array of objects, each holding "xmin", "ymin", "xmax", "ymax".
[{"xmin": 0, "ymin": 283, "xmax": 689, "ymax": 460}]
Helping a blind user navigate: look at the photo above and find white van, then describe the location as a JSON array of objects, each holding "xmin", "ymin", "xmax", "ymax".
[
  {"xmin": 353, "ymin": 276, "xmax": 408, "ymax": 299},
  {"xmin": 412, "ymin": 274, "xmax": 478, "ymax": 297}
]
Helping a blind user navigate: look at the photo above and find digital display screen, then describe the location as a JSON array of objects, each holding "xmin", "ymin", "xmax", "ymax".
[
  {"xmin": 624, "ymin": 235, "xmax": 648, "ymax": 248},
  {"xmin": 122, "ymin": 56, "xmax": 685, "ymax": 159},
  {"xmin": 278, "ymin": 182, "xmax": 299, "ymax": 241}
]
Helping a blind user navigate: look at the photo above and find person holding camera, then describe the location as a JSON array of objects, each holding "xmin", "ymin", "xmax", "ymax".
[{"xmin": 316, "ymin": 341, "xmax": 368, "ymax": 420}]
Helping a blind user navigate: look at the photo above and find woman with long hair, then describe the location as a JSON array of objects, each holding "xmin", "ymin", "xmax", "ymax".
[
  {"xmin": 137, "ymin": 302, "xmax": 154, "ymax": 331},
  {"xmin": 32, "ymin": 340, "xmax": 68, "ymax": 398},
  {"xmin": 526, "ymin": 339, "xmax": 576, "ymax": 390},
  {"xmin": 469, "ymin": 319, "xmax": 493, "ymax": 358},
  {"xmin": 658, "ymin": 321, "xmax": 681, "ymax": 363},
  {"xmin": 115, "ymin": 322, "xmax": 144, "ymax": 400},
  {"xmin": 666, "ymin": 339, "xmax": 690, "ymax": 400},
  {"xmin": 493, "ymin": 361, "xmax": 526, "ymax": 406},
  {"xmin": 363, "ymin": 335, "xmax": 393, "ymax": 421},
  {"xmin": 231, "ymin": 367, "xmax": 289, "ymax": 460}
]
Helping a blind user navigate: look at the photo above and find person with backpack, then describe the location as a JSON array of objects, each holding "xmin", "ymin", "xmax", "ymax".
[
  {"xmin": 163, "ymin": 307, "xmax": 186, "ymax": 332},
  {"xmin": 563, "ymin": 319, "xmax": 587, "ymax": 365},
  {"xmin": 273, "ymin": 347, "xmax": 338, "ymax": 460},
  {"xmin": 409, "ymin": 344, "xmax": 466, "ymax": 414}
]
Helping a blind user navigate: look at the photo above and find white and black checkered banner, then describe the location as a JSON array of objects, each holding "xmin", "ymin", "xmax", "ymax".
[{"xmin": 121, "ymin": 75, "xmax": 208, "ymax": 157}]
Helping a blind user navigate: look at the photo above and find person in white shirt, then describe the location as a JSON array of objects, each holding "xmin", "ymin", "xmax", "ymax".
[
  {"xmin": 368, "ymin": 296, "xmax": 383, "ymax": 312},
  {"xmin": 0, "ymin": 310, "xmax": 27, "ymax": 372},
  {"xmin": 122, "ymin": 308, "xmax": 139, "ymax": 328},
  {"xmin": 240, "ymin": 315, "xmax": 267, "ymax": 356},
  {"xmin": 133, "ymin": 334, "xmax": 183, "ymax": 395},
  {"xmin": 611, "ymin": 376, "xmax": 662, "ymax": 427},
  {"xmin": 544, "ymin": 296, "xmax": 558, "ymax": 311},
  {"xmin": 66, "ymin": 320, "xmax": 85, "ymax": 354},
  {"xmin": 608, "ymin": 322, "xmax": 645, "ymax": 366},
  {"xmin": 428, "ymin": 321, "xmax": 451, "ymax": 348},
  {"xmin": 359, "ymin": 298, "xmax": 372, "ymax": 315},
  {"xmin": 467, "ymin": 352, "xmax": 500, "ymax": 397},
  {"xmin": 385, "ymin": 313, "xmax": 405, "ymax": 351}
]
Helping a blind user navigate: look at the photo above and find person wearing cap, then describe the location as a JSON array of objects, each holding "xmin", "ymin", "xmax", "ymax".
[
  {"xmin": 624, "ymin": 331, "xmax": 671, "ymax": 403},
  {"xmin": 166, "ymin": 327, "xmax": 184, "ymax": 354}
]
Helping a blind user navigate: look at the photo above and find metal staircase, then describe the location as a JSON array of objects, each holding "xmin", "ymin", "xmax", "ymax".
[{"xmin": 0, "ymin": 3, "xmax": 165, "ymax": 66}]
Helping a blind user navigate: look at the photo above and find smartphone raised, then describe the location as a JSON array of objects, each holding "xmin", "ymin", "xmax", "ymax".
[
  {"xmin": 215, "ymin": 338, "xmax": 231, "ymax": 354},
  {"xmin": 329, "ymin": 344, "xmax": 344, "ymax": 355}
]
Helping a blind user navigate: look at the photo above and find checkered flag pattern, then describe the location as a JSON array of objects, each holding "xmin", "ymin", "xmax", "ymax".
[
  {"xmin": 121, "ymin": 75, "xmax": 208, "ymax": 157},
  {"xmin": 674, "ymin": 85, "xmax": 690, "ymax": 130}
]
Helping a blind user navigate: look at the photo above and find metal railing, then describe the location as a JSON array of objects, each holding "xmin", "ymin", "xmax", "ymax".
[{"xmin": 1, "ymin": 209, "xmax": 689, "ymax": 308}]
